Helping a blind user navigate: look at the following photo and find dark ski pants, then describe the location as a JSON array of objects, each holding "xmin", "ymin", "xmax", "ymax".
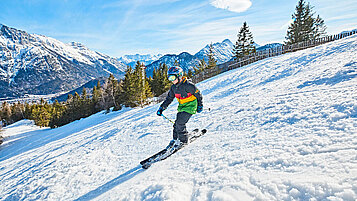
[{"xmin": 173, "ymin": 112, "xmax": 192, "ymax": 143}]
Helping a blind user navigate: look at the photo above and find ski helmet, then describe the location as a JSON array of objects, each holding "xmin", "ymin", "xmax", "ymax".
[{"xmin": 167, "ymin": 66, "xmax": 184, "ymax": 81}]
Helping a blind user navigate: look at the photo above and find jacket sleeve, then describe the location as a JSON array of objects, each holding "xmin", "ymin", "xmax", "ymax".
[
  {"xmin": 188, "ymin": 83, "xmax": 203, "ymax": 107},
  {"xmin": 160, "ymin": 85, "xmax": 175, "ymax": 110}
]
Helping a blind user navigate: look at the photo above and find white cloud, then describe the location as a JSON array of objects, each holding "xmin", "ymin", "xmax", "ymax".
[{"xmin": 210, "ymin": 0, "xmax": 252, "ymax": 13}]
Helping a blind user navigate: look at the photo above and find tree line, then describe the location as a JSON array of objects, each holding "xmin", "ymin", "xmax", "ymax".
[
  {"xmin": 233, "ymin": 0, "xmax": 326, "ymax": 60},
  {"xmin": 1, "ymin": 61, "xmax": 151, "ymax": 128},
  {"xmin": 0, "ymin": 52, "xmax": 217, "ymax": 128}
]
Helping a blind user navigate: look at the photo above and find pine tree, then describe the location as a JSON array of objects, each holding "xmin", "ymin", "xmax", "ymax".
[
  {"xmin": 285, "ymin": 0, "xmax": 326, "ymax": 44},
  {"xmin": 31, "ymin": 99, "xmax": 51, "ymax": 127},
  {"xmin": 93, "ymin": 81, "xmax": 105, "ymax": 112},
  {"xmin": 194, "ymin": 59, "xmax": 207, "ymax": 75},
  {"xmin": 233, "ymin": 21, "xmax": 256, "ymax": 60},
  {"xmin": 207, "ymin": 43, "xmax": 217, "ymax": 69},
  {"xmin": 313, "ymin": 14, "xmax": 327, "ymax": 39},
  {"xmin": 150, "ymin": 63, "xmax": 171, "ymax": 96},
  {"xmin": 113, "ymin": 80, "xmax": 123, "ymax": 111},
  {"xmin": 121, "ymin": 66, "xmax": 136, "ymax": 107},
  {"xmin": 64, "ymin": 94, "xmax": 75, "ymax": 122},
  {"xmin": 81, "ymin": 87, "xmax": 88, "ymax": 101},
  {"xmin": 187, "ymin": 69, "xmax": 194, "ymax": 78},
  {"xmin": 134, "ymin": 61, "xmax": 153, "ymax": 107},
  {"xmin": 80, "ymin": 88, "xmax": 92, "ymax": 116},
  {"xmin": 24, "ymin": 102, "xmax": 32, "ymax": 119},
  {"xmin": 49, "ymin": 100, "xmax": 66, "ymax": 128},
  {"xmin": 122, "ymin": 62, "xmax": 153, "ymax": 107},
  {"xmin": 160, "ymin": 63, "xmax": 171, "ymax": 92},
  {"xmin": 150, "ymin": 67, "xmax": 161, "ymax": 96},
  {"xmin": 72, "ymin": 92, "xmax": 82, "ymax": 120},
  {"xmin": 103, "ymin": 74, "xmax": 122, "ymax": 111},
  {"xmin": 10, "ymin": 102, "xmax": 25, "ymax": 122},
  {"xmin": 92, "ymin": 85, "xmax": 100, "ymax": 113},
  {"xmin": 302, "ymin": 2, "xmax": 315, "ymax": 41},
  {"xmin": 39, "ymin": 102, "xmax": 51, "ymax": 127},
  {"xmin": 286, "ymin": 0, "xmax": 305, "ymax": 44},
  {"xmin": 1, "ymin": 102, "xmax": 12, "ymax": 125},
  {"xmin": 103, "ymin": 74, "xmax": 116, "ymax": 111}
]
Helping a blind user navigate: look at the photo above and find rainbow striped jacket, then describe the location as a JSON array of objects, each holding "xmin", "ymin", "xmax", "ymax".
[{"xmin": 161, "ymin": 77, "xmax": 203, "ymax": 115}]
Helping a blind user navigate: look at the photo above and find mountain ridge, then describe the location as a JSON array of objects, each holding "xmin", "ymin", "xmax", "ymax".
[
  {"xmin": 145, "ymin": 39, "xmax": 235, "ymax": 77},
  {"xmin": 1, "ymin": 23, "xmax": 308, "ymax": 101},
  {"xmin": 0, "ymin": 24, "xmax": 126, "ymax": 99},
  {"xmin": 117, "ymin": 54, "xmax": 163, "ymax": 67}
]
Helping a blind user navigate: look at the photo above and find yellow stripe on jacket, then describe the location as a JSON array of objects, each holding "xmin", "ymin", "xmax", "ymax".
[{"xmin": 175, "ymin": 93, "xmax": 197, "ymax": 104}]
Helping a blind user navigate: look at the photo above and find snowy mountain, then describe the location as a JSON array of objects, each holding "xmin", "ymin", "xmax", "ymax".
[
  {"xmin": 1, "ymin": 33, "xmax": 356, "ymax": 200},
  {"xmin": 117, "ymin": 39, "xmax": 234, "ymax": 77},
  {"xmin": 145, "ymin": 39, "xmax": 235, "ymax": 77},
  {"xmin": 0, "ymin": 24, "xmax": 126, "ymax": 99},
  {"xmin": 146, "ymin": 52, "xmax": 200, "ymax": 77},
  {"xmin": 117, "ymin": 54, "xmax": 163, "ymax": 67},
  {"xmin": 194, "ymin": 39, "xmax": 234, "ymax": 64}
]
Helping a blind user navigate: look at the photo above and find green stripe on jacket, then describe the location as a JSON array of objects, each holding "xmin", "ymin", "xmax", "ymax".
[{"xmin": 177, "ymin": 99, "xmax": 198, "ymax": 114}]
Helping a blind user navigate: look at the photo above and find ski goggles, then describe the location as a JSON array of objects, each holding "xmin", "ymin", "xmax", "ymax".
[{"xmin": 168, "ymin": 74, "xmax": 178, "ymax": 81}]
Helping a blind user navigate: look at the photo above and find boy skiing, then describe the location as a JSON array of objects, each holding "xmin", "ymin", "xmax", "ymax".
[{"xmin": 157, "ymin": 66, "xmax": 203, "ymax": 148}]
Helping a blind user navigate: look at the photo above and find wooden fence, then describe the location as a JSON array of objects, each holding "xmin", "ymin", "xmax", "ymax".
[
  {"xmin": 191, "ymin": 30, "xmax": 357, "ymax": 84},
  {"xmin": 155, "ymin": 30, "xmax": 357, "ymax": 102}
]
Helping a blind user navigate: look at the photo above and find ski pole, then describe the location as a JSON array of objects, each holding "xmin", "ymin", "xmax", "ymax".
[
  {"xmin": 201, "ymin": 107, "xmax": 211, "ymax": 112},
  {"xmin": 162, "ymin": 114, "xmax": 175, "ymax": 124},
  {"xmin": 161, "ymin": 107, "xmax": 210, "ymax": 124}
]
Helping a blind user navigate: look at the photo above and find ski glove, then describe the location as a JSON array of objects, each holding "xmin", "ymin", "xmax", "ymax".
[
  {"xmin": 157, "ymin": 106, "xmax": 164, "ymax": 116},
  {"xmin": 197, "ymin": 106, "xmax": 203, "ymax": 113}
]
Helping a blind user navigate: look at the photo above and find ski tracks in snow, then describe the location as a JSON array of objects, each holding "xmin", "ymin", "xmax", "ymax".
[{"xmin": 1, "ymin": 35, "xmax": 357, "ymax": 200}]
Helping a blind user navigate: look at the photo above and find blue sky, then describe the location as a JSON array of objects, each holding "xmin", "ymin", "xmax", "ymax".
[{"xmin": 1, "ymin": 0, "xmax": 356, "ymax": 57}]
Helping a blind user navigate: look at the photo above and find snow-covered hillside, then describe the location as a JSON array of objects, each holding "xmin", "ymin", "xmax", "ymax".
[
  {"xmin": 1, "ymin": 34, "xmax": 357, "ymax": 200},
  {"xmin": 0, "ymin": 24, "xmax": 126, "ymax": 99}
]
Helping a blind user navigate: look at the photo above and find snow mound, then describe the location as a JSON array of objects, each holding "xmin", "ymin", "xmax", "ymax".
[{"xmin": 1, "ymin": 35, "xmax": 357, "ymax": 200}]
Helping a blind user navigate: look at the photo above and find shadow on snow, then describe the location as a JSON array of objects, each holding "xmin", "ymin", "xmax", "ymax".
[{"xmin": 74, "ymin": 165, "xmax": 144, "ymax": 201}]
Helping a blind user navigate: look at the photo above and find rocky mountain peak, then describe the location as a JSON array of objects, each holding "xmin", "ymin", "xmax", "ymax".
[{"xmin": 0, "ymin": 25, "xmax": 126, "ymax": 100}]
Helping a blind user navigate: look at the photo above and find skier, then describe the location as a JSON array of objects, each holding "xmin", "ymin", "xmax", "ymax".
[{"xmin": 157, "ymin": 66, "xmax": 203, "ymax": 148}]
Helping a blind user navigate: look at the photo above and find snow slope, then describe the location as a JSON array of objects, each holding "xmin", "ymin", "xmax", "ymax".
[{"xmin": 1, "ymin": 35, "xmax": 357, "ymax": 200}]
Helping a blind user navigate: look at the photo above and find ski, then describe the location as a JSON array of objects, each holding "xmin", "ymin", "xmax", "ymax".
[{"xmin": 140, "ymin": 129, "xmax": 207, "ymax": 169}]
